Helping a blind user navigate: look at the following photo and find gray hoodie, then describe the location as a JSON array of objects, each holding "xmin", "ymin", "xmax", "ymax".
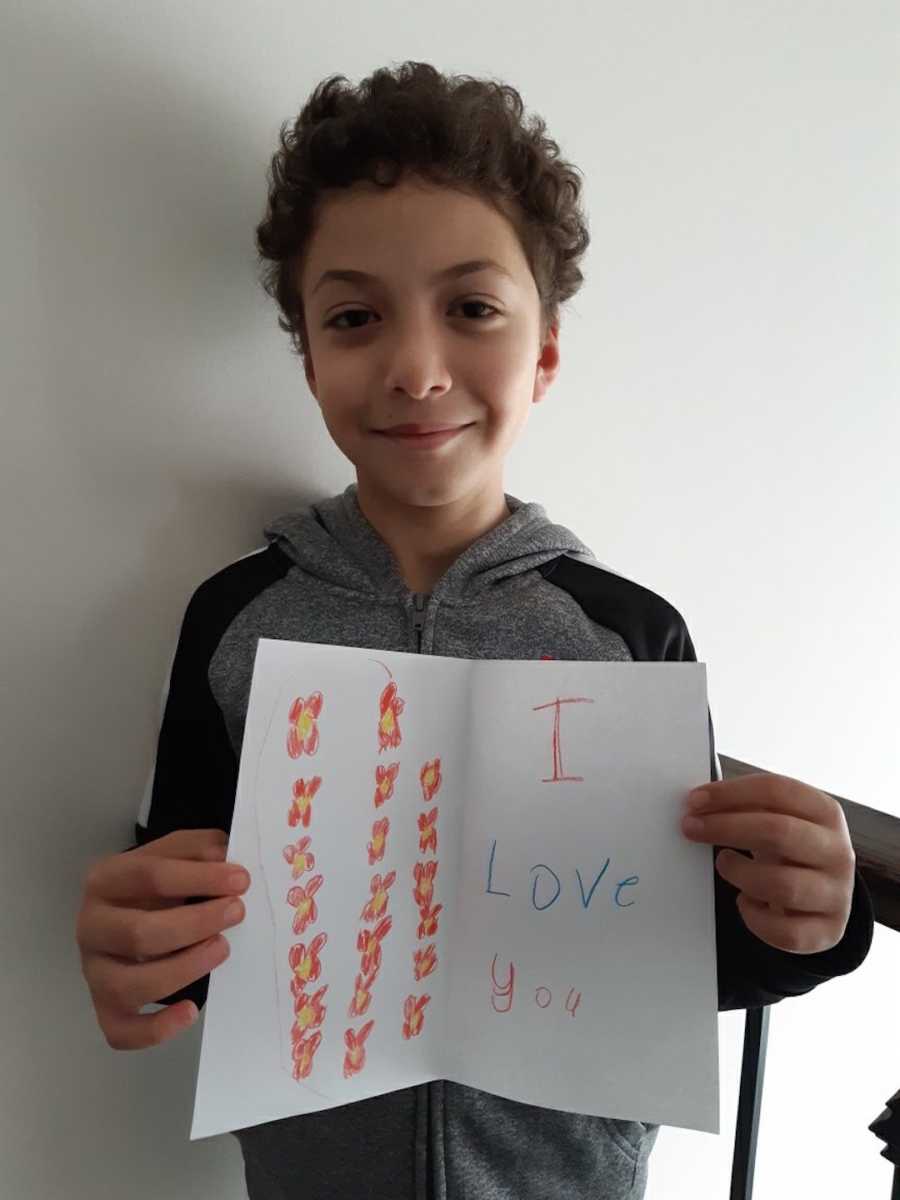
[{"xmin": 133, "ymin": 483, "xmax": 875, "ymax": 1200}]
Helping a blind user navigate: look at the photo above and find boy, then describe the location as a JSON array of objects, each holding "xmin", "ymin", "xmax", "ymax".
[{"xmin": 75, "ymin": 63, "xmax": 874, "ymax": 1200}]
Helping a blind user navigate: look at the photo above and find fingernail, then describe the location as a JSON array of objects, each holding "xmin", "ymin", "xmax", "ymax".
[
  {"xmin": 228, "ymin": 869, "xmax": 250, "ymax": 891},
  {"xmin": 685, "ymin": 789, "xmax": 709, "ymax": 812}
]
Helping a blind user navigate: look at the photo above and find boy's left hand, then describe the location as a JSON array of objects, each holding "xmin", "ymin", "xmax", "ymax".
[{"xmin": 682, "ymin": 773, "xmax": 857, "ymax": 955}]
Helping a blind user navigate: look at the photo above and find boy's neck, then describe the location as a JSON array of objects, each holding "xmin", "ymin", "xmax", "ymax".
[{"xmin": 355, "ymin": 477, "xmax": 512, "ymax": 595}]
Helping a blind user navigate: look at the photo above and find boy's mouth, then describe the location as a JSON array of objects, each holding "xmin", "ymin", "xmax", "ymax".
[
  {"xmin": 378, "ymin": 422, "xmax": 472, "ymax": 435},
  {"xmin": 375, "ymin": 422, "xmax": 474, "ymax": 447}
]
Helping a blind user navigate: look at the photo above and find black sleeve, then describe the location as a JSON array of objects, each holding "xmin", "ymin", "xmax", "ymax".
[
  {"xmin": 715, "ymin": 852, "xmax": 876, "ymax": 1011},
  {"xmin": 701, "ymin": 690, "xmax": 876, "ymax": 1011},
  {"xmin": 667, "ymin": 617, "xmax": 876, "ymax": 1010},
  {"xmin": 124, "ymin": 579, "xmax": 241, "ymax": 1014}
]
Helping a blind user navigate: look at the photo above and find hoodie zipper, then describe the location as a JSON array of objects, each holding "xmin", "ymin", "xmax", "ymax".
[{"xmin": 411, "ymin": 592, "xmax": 427, "ymax": 653}]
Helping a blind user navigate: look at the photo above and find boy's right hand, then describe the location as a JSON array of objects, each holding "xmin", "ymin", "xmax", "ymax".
[{"xmin": 75, "ymin": 829, "xmax": 251, "ymax": 1051}]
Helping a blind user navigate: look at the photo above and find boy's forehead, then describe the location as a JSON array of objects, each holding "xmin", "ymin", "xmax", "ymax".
[{"xmin": 302, "ymin": 183, "xmax": 527, "ymax": 293}]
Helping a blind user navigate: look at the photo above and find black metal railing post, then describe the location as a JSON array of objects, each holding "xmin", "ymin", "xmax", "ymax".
[{"xmin": 729, "ymin": 1005, "xmax": 770, "ymax": 1200}]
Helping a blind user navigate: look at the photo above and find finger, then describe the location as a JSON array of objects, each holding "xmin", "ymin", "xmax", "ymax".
[
  {"xmin": 90, "ymin": 937, "xmax": 232, "ymax": 1049},
  {"xmin": 79, "ymin": 886, "xmax": 246, "ymax": 961},
  {"xmin": 684, "ymin": 810, "xmax": 837, "ymax": 868},
  {"xmin": 690, "ymin": 773, "xmax": 847, "ymax": 835},
  {"xmin": 83, "ymin": 851, "xmax": 249, "ymax": 909},
  {"xmin": 95, "ymin": 995, "xmax": 202, "ymax": 1051},
  {"xmin": 733, "ymin": 891, "xmax": 846, "ymax": 956},
  {"xmin": 87, "ymin": 927, "xmax": 231, "ymax": 1011},
  {"xmin": 714, "ymin": 848, "xmax": 838, "ymax": 916}
]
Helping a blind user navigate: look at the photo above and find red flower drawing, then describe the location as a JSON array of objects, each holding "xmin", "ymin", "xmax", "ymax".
[
  {"xmin": 357, "ymin": 915, "xmax": 392, "ymax": 977},
  {"xmin": 373, "ymin": 762, "xmax": 400, "ymax": 808},
  {"xmin": 417, "ymin": 807, "xmax": 438, "ymax": 854},
  {"xmin": 343, "ymin": 1020, "xmax": 375, "ymax": 1078},
  {"xmin": 419, "ymin": 758, "xmax": 442, "ymax": 803},
  {"xmin": 367, "ymin": 817, "xmax": 390, "ymax": 865},
  {"xmin": 417, "ymin": 902, "xmax": 443, "ymax": 940},
  {"xmin": 360, "ymin": 870, "xmax": 397, "ymax": 923},
  {"xmin": 287, "ymin": 875, "xmax": 323, "ymax": 934},
  {"xmin": 402, "ymin": 993, "xmax": 431, "ymax": 1040},
  {"xmin": 287, "ymin": 776, "xmax": 322, "ymax": 829},
  {"xmin": 291, "ymin": 983, "xmax": 328, "ymax": 1038},
  {"xmin": 348, "ymin": 967, "xmax": 378, "ymax": 1017},
  {"xmin": 288, "ymin": 931, "xmax": 328, "ymax": 992},
  {"xmin": 413, "ymin": 943, "xmax": 437, "ymax": 981},
  {"xmin": 283, "ymin": 835, "xmax": 316, "ymax": 878},
  {"xmin": 287, "ymin": 692, "xmax": 324, "ymax": 757},
  {"xmin": 378, "ymin": 682, "xmax": 405, "ymax": 752},
  {"xmin": 291, "ymin": 1030, "xmax": 322, "ymax": 1080},
  {"xmin": 413, "ymin": 859, "xmax": 438, "ymax": 910}
]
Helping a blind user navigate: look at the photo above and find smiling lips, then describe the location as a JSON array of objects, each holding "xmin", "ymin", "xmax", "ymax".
[
  {"xmin": 376, "ymin": 423, "xmax": 472, "ymax": 447},
  {"xmin": 379, "ymin": 423, "xmax": 471, "ymax": 435}
]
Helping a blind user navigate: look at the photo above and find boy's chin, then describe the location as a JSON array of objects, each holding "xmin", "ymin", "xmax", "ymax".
[{"xmin": 356, "ymin": 464, "xmax": 495, "ymax": 510}]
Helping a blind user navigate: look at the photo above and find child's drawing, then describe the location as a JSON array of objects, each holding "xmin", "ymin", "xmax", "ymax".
[
  {"xmin": 287, "ymin": 775, "xmax": 322, "ymax": 828},
  {"xmin": 419, "ymin": 757, "xmax": 442, "ymax": 802},
  {"xmin": 412, "ymin": 943, "xmax": 437, "ymax": 981},
  {"xmin": 348, "ymin": 967, "xmax": 378, "ymax": 1017},
  {"xmin": 373, "ymin": 762, "xmax": 400, "ymax": 807},
  {"xmin": 191, "ymin": 641, "xmax": 719, "ymax": 1142},
  {"xmin": 405, "ymin": 754, "xmax": 444, "ymax": 1042},
  {"xmin": 413, "ymin": 859, "xmax": 438, "ymax": 910},
  {"xmin": 287, "ymin": 691, "xmax": 324, "ymax": 757},
  {"xmin": 359, "ymin": 870, "xmax": 397, "ymax": 922},
  {"xmin": 252, "ymin": 685, "xmax": 331, "ymax": 1091},
  {"xmin": 357, "ymin": 915, "xmax": 393, "ymax": 976},
  {"xmin": 288, "ymin": 933, "xmax": 328, "ymax": 990},
  {"xmin": 288, "ymin": 875, "xmax": 323, "ymax": 935},
  {"xmin": 401, "ymin": 993, "xmax": 431, "ymax": 1039},
  {"xmin": 291, "ymin": 1030, "xmax": 322, "ymax": 1081},
  {"xmin": 343, "ymin": 1021, "xmax": 375, "ymax": 1078},
  {"xmin": 417, "ymin": 807, "xmax": 438, "ymax": 853},
  {"xmin": 283, "ymin": 835, "xmax": 315, "ymax": 878},
  {"xmin": 378, "ymin": 681, "xmax": 404, "ymax": 751},
  {"xmin": 367, "ymin": 816, "xmax": 390, "ymax": 864},
  {"xmin": 340, "ymin": 665, "xmax": 407, "ymax": 1081},
  {"xmin": 416, "ymin": 902, "xmax": 442, "ymax": 940},
  {"xmin": 292, "ymin": 984, "xmax": 328, "ymax": 1040}
]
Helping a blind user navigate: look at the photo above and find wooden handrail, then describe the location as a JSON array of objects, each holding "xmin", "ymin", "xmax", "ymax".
[{"xmin": 720, "ymin": 755, "xmax": 900, "ymax": 934}]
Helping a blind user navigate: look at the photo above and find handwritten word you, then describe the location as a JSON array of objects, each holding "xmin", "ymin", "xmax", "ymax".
[
  {"xmin": 490, "ymin": 954, "xmax": 582, "ymax": 1017},
  {"xmin": 485, "ymin": 839, "xmax": 639, "ymax": 911}
]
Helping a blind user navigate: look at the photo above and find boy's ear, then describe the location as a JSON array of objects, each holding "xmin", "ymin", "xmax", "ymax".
[
  {"xmin": 533, "ymin": 320, "xmax": 561, "ymax": 405},
  {"xmin": 304, "ymin": 356, "xmax": 319, "ymax": 402}
]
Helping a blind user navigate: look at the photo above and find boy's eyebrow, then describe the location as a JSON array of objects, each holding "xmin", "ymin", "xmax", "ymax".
[{"xmin": 311, "ymin": 258, "xmax": 514, "ymax": 296}]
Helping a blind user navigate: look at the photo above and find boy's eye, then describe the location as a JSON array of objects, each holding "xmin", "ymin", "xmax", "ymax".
[{"xmin": 324, "ymin": 299, "xmax": 500, "ymax": 332}]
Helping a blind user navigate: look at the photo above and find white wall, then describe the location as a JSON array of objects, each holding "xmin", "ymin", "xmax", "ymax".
[{"xmin": 3, "ymin": 2, "xmax": 897, "ymax": 1196}]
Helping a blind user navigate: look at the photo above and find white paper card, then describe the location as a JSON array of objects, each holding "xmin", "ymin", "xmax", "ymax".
[{"xmin": 190, "ymin": 639, "xmax": 718, "ymax": 1140}]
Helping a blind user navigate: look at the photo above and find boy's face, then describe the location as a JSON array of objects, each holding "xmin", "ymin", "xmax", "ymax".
[{"xmin": 297, "ymin": 174, "xmax": 560, "ymax": 512}]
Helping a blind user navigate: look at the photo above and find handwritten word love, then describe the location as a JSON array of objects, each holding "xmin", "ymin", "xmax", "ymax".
[{"xmin": 485, "ymin": 839, "xmax": 639, "ymax": 911}]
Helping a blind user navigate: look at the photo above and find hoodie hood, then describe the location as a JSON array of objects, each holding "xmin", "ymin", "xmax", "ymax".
[{"xmin": 263, "ymin": 482, "xmax": 594, "ymax": 603}]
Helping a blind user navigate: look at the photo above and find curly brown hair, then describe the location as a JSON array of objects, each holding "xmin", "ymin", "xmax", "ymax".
[{"xmin": 254, "ymin": 60, "xmax": 591, "ymax": 370}]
